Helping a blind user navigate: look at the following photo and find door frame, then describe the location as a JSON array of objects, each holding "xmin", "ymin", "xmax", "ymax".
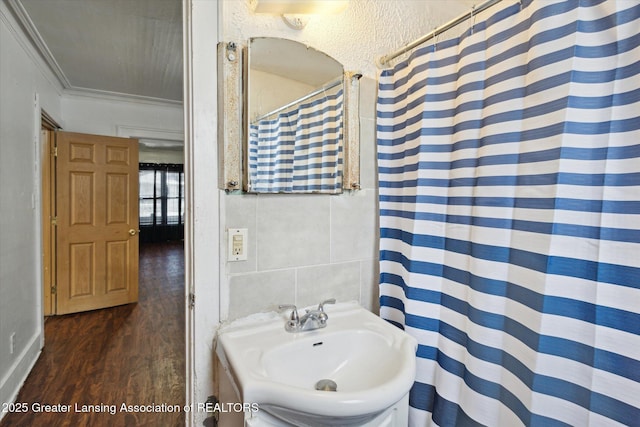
[
  {"xmin": 40, "ymin": 110, "xmax": 61, "ymax": 318},
  {"xmin": 41, "ymin": 129, "xmax": 55, "ymax": 316},
  {"xmin": 183, "ymin": 1, "xmax": 221, "ymax": 425}
]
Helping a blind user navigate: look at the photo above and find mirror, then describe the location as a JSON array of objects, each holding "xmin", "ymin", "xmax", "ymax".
[{"xmin": 245, "ymin": 37, "xmax": 346, "ymax": 194}]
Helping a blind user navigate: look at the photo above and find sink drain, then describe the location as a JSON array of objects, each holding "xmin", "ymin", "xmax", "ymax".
[{"xmin": 315, "ymin": 379, "xmax": 337, "ymax": 392}]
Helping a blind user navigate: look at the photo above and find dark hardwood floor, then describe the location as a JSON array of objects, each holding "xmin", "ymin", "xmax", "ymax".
[{"xmin": 0, "ymin": 241, "xmax": 185, "ymax": 427}]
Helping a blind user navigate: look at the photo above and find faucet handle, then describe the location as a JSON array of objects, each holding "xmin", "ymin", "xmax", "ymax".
[
  {"xmin": 279, "ymin": 304, "xmax": 300, "ymax": 332},
  {"xmin": 278, "ymin": 304, "xmax": 299, "ymax": 322},
  {"xmin": 318, "ymin": 299, "xmax": 336, "ymax": 312},
  {"xmin": 316, "ymin": 299, "xmax": 335, "ymax": 325}
]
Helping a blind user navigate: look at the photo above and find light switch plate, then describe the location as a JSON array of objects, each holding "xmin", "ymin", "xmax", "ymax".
[{"xmin": 228, "ymin": 228, "xmax": 248, "ymax": 261}]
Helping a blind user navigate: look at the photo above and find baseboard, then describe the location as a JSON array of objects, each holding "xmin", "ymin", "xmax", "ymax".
[{"xmin": 0, "ymin": 331, "xmax": 42, "ymax": 422}]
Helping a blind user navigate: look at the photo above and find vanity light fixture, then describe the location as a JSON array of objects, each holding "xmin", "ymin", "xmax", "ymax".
[{"xmin": 250, "ymin": 0, "xmax": 349, "ymax": 30}]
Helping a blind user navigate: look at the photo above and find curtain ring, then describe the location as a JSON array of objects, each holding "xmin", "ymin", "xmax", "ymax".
[
  {"xmin": 433, "ymin": 29, "xmax": 440, "ymax": 52},
  {"xmin": 470, "ymin": 5, "xmax": 475, "ymax": 35}
]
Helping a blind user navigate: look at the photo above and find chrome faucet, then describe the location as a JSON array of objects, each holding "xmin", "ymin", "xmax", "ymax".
[{"xmin": 278, "ymin": 299, "xmax": 336, "ymax": 333}]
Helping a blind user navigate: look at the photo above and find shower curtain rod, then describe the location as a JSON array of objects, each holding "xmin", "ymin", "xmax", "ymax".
[
  {"xmin": 377, "ymin": 0, "xmax": 503, "ymax": 67},
  {"xmin": 252, "ymin": 76, "xmax": 343, "ymax": 123}
]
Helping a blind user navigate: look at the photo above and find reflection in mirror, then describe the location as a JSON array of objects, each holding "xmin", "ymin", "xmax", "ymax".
[{"xmin": 246, "ymin": 37, "xmax": 345, "ymax": 193}]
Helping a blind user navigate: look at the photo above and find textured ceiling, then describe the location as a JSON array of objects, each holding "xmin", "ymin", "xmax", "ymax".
[{"xmin": 17, "ymin": 0, "xmax": 183, "ymax": 102}]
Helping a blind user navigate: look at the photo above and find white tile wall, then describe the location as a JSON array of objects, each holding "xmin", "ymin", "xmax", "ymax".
[
  {"xmin": 360, "ymin": 258, "xmax": 381, "ymax": 314},
  {"xmin": 257, "ymin": 195, "xmax": 331, "ymax": 270},
  {"xmin": 228, "ymin": 269, "xmax": 296, "ymax": 320},
  {"xmin": 296, "ymin": 262, "xmax": 361, "ymax": 308},
  {"xmin": 330, "ymin": 189, "xmax": 378, "ymax": 262}
]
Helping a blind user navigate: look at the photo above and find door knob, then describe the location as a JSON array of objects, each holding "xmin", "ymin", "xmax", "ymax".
[{"xmin": 129, "ymin": 229, "xmax": 138, "ymax": 236}]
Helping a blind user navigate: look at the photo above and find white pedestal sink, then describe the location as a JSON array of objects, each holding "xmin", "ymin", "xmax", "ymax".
[{"xmin": 216, "ymin": 302, "xmax": 417, "ymax": 426}]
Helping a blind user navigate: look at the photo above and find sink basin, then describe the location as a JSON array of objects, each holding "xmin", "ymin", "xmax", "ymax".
[{"xmin": 216, "ymin": 302, "xmax": 417, "ymax": 425}]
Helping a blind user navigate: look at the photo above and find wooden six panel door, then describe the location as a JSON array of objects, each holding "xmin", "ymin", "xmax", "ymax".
[{"xmin": 55, "ymin": 131, "xmax": 139, "ymax": 314}]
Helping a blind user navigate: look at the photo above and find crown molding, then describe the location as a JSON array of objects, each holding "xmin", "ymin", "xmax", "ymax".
[
  {"xmin": 5, "ymin": 0, "xmax": 72, "ymax": 88},
  {"xmin": 117, "ymin": 125, "xmax": 184, "ymax": 151},
  {"xmin": 116, "ymin": 125, "xmax": 184, "ymax": 142},
  {"xmin": 63, "ymin": 87, "xmax": 183, "ymax": 108}
]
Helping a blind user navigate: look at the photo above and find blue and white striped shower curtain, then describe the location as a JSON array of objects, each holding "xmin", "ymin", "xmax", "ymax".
[
  {"xmin": 249, "ymin": 111, "xmax": 298, "ymax": 192},
  {"xmin": 377, "ymin": 0, "xmax": 640, "ymax": 425},
  {"xmin": 249, "ymin": 88, "xmax": 343, "ymax": 193}
]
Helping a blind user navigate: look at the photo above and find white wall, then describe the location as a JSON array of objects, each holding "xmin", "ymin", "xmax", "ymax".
[
  {"xmin": 139, "ymin": 147, "xmax": 184, "ymax": 164},
  {"xmin": 61, "ymin": 93, "xmax": 184, "ymax": 166},
  {"xmin": 249, "ymin": 69, "xmax": 315, "ymax": 119},
  {"xmin": 62, "ymin": 94, "xmax": 185, "ymax": 164},
  {"xmin": 61, "ymin": 93, "xmax": 183, "ymax": 139},
  {"xmin": 60, "ymin": 87, "xmax": 186, "ymax": 170},
  {"xmin": 0, "ymin": 1, "xmax": 63, "ymax": 413}
]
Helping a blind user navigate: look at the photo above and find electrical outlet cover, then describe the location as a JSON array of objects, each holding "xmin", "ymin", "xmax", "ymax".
[{"xmin": 228, "ymin": 228, "xmax": 248, "ymax": 261}]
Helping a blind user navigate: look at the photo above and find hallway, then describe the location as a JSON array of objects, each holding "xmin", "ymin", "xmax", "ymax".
[{"xmin": 0, "ymin": 242, "xmax": 185, "ymax": 427}]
